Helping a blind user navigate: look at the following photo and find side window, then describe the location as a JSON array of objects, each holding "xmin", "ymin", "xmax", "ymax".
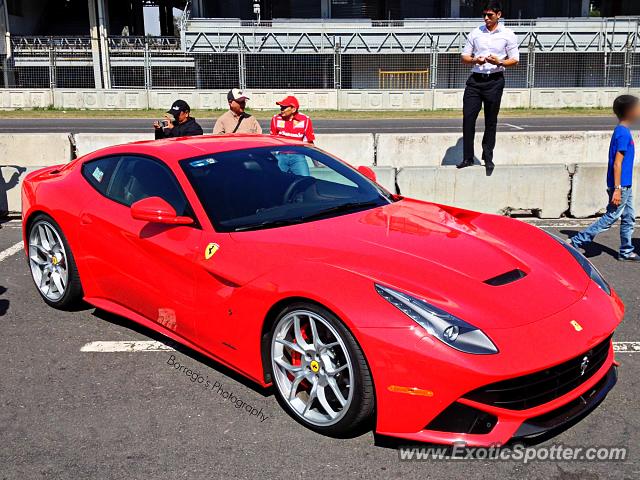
[
  {"xmin": 107, "ymin": 156, "xmax": 189, "ymax": 216},
  {"xmin": 81, "ymin": 156, "xmax": 120, "ymax": 195}
]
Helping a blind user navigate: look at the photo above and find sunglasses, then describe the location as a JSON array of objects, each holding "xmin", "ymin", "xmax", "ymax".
[
  {"xmin": 280, "ymin": 105, "xmax": 293, "ymax": 111},
  {"xmin": 483, "ymin": 12, "xmax": 497, "ymax": 18}
]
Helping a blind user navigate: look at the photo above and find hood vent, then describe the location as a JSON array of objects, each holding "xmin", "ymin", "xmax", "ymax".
[{"xmin": 484, "ymin": 269, "xmax": 527, "ymax": 286}]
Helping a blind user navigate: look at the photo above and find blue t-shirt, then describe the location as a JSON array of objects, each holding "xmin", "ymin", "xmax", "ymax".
[{"xmin": 607, "ymin": 125, "xmax": 635, "ymax": 188}]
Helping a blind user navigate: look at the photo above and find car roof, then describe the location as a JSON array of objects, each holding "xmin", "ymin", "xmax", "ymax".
[{"xmin": 80, "ymin": 134, "xmax": 308, "ymax": 165}]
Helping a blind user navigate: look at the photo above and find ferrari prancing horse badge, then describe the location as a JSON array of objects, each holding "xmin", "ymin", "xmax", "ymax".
[{"xmin": 205, "ymin": 243, "xmax": 220, "ymax": 260}]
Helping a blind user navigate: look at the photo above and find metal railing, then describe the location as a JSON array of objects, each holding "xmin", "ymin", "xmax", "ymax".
[{"xmin": 2, "ymin": 17, "xmax": 640, "ymax": 91}]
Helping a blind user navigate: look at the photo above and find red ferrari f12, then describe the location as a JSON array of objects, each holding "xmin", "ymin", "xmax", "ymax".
[{"xmin": 21, "ymin": 135, "xmax": 623, "ymax": 446}]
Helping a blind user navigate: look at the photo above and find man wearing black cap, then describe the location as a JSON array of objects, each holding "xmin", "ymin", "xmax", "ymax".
[
  {"xmin": 153, "ymin": 100, "xmax": 204, "ymax": 139},
  {"xmin": 213, "ymin": 89, "xmax": 262, "ymax": 135}
]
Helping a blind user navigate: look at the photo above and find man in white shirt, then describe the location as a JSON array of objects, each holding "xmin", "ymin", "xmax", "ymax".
[{"xmin": 458, "ymin": 1, "xmax": 519, "ymax": 170}]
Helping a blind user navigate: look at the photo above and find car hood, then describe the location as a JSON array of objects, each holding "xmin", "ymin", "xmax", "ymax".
[{"xmin": 229, "ymin": 199, "xmax": 591, "ymax": 329}]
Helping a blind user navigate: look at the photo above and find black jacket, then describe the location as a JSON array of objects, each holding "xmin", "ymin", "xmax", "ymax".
[{"xmin": 155, "ymin": 116, "xmax": 204, "ymax": 139}]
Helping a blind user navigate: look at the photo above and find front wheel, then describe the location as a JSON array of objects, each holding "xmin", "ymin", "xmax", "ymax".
[
  {"xmin": 27, "ymin": 214, "xmax": 83, "ymax": 309},
  {"xmin": 269, "ymin": 302, "xmax": 375, "ymax": 437}
]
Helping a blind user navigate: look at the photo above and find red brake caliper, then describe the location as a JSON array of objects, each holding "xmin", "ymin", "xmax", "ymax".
[{"xmin": 288, "ymin": 324, "xmax": 311, "ymax": 390}]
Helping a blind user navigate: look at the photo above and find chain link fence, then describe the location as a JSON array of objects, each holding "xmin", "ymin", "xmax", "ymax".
[
  {"xmin": 2, "ymin": 35, "xmax": 640, "ymax": 91},
  {"xmin": 2, "ymin": 37, "xmax": 95, "ymax": 89}
]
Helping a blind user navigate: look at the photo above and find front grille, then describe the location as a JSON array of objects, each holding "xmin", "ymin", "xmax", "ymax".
[{"xmin": 463, "ymin": 335, "xmax": 612, "ymax": 410}]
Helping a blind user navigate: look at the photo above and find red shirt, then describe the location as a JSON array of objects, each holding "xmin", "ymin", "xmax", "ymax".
[{"xmin": 270, "ymin": 112, "xmax": 315, "ymax": 143}]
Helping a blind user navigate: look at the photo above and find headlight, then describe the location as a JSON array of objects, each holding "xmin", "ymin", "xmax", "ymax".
[
  {"xmin": 375, "ymin": 284, "xmax": 498, "ymax": 355},
  {"xmin": 549, "ymin": 234, "xmax": 611, "ymax": 296}
]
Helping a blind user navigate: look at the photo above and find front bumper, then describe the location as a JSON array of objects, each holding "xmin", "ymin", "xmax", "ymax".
[
  {"xmin": 362, "ymin": 282, "xmax": 623, "ymax": 446},
  {"xmin": 374, "ymin": 339, "xmax": 617, "ymax": 446}
]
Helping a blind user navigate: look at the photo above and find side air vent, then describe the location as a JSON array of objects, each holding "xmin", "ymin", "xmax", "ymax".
[{"xmin": 484, "ymin": 269, "xmax": 527, "ymax": 286}]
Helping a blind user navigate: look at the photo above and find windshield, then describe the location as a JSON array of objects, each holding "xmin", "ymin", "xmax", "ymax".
[{"xmin": 180, "ymin": 145, "xmax": 392, "ymax": 232}]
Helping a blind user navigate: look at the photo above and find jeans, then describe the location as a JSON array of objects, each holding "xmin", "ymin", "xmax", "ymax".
[
  {"xmin": 571, "ymin": 187, "xmax": 635, "ymax": 257},
  {"xmin": 463, "ymin": 73, "xmax": 505, "ymax": 163},
  {"xmin": 276, "ymin": 154, "xmax": 310, "ymax": 176}
]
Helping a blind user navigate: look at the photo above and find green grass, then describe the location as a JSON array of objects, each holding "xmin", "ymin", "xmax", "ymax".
[{"xmin": 0, "ymin": 106, "xmax": 613, "ymax": 120}]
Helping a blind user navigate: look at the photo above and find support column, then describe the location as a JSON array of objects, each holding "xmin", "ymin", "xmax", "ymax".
[
  {"xmin": 450, "ymin": 0, "xmax": 460, "ymax": 18},
  {"xmin": 0, "ymin": 0, "xmax": 14, "ymax": 87},
  {"xmin": 88, "ymin": 0, "xmax": 104, "ymax": 89},
  {"xmin": 96, "ymin": 0, "xmax": 111, "ymax": 89},
  {"xmin": 321, "ymin": 0, "xmax": 331, "ymax": 19},
  {"xmin": 581, "ymin": 0, "xmax": 590, "ymax": 17},
  {"xmin": 88, "ymin": 0, "xmax": 111, "ymax": 89}
]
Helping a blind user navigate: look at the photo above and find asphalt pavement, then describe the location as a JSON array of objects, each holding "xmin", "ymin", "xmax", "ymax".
[
  {"xmin": 0, "ymin": 217, "xmax": 638, "ymax": 479},
  {"xmin": 0, "ymin": 115, "xmax": 618, "ymax": 134}
]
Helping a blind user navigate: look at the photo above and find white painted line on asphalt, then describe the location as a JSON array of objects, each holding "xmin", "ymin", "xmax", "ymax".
[
  {"xmin": 80, "ymin": 340, "xmax": 175, "ymax": 352},
  {"xmin": 0, "ymin": 242, "xmax": 23, "ymax": 263},
  {"xmin": 500, "ymin": 123, "xmax": 525, "ymax": 130},
  {"xmin": 613, "ymin": 342, "xmax": 640, "ymax": 353}
]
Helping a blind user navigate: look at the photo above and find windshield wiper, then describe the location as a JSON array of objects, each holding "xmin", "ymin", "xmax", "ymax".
[
  {"xmin": 299, "ymin": 201, "xmax": 381, "ymax": 221},
  {"xmin": 232, "ymin": 218, "xmax": 304, "ymax": 232},
  {"xmin": 232, "ymin": 201, "xmax": 381, "ymax": 232}
]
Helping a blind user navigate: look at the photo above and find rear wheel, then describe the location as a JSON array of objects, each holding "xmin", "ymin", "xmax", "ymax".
[
  {"xmin": 269, "ymin": 302, "xmax": 374, "ymax": 437},
  {"xmin": 27, "ymin": 214, "xmax": 83, "ymax": 309}
]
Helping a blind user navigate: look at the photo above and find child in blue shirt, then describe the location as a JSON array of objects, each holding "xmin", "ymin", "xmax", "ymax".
[{"xmin": 570, "ymin": 95, "xmax": 640, "ymax": 261}]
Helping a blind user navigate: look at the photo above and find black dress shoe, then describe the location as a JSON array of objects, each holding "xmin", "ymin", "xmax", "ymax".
[
  {"xmin": 484, "ymin": 159, "xmax": 495, "ymax": 168},
  {"xmin": 456, "ymin": 159, "xmax": 475, "ymax": 169}
]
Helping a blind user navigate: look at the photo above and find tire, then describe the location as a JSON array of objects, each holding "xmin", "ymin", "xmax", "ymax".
[
  {"xmin": 268, "ymin": 302, "xmax": 375, "ymax": 437},
  {"xmin": 27, "ymin": 213, "xmax": 83, "ymax": 309}
]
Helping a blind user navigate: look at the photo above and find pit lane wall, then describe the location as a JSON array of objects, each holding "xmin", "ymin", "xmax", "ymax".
[
  {"xmin": 0, "ymin": 88, "xmax": 634, "ymax": 110},
  {"xmin": 0, "ymin": 131, "xmax": 634, "ymax": 219}
]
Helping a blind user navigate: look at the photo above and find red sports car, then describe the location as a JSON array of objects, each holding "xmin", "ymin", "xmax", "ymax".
[{"xmin": 21, "ymin": 135, "xmax": 623, "ymax": 446}]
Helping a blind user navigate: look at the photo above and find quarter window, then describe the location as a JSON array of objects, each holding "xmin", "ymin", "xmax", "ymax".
[
  {"xmin": 106, "ymin": 156, "xmax": 189, "ymax": 216},
  {"xmin": 81, "ymin": 156, "xmax": 119, "ymax": 196}
]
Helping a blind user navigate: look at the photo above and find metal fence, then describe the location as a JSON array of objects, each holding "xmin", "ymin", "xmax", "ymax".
[
  {"xmin": 3, "ymin": 31, "xmax": 640, "ymax": 90},
  {"xmin": 2, "ymin": 36, "xmax": 95, "ymax": 89}
]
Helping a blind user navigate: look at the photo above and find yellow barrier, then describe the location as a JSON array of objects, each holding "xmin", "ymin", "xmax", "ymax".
[{"xmin": 378, "ymin": 69, "xmax": 429, "ymax": 89}]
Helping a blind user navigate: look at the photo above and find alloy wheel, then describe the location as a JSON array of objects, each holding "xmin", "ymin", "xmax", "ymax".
[{"xmin": 271, "ymin": 310, "xmax": 355, "ymax": 427}]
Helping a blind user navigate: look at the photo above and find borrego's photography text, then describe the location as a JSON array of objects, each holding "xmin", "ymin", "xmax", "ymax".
[
  {"xmin": 1, "ymin": 1, "xmax": 639, "ymax": 479},
  {"xmin": 166, "ymin": 354, "xmax": 270, "ymax": 423}
]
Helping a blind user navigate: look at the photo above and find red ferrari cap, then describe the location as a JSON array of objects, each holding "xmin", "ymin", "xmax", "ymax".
[{"xmin": 276, "ymin": 95, "xmax": 299, "ymax": 110}]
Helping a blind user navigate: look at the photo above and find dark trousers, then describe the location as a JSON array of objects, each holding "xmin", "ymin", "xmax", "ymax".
[{"xmin": 462, "ymin": 72, "xmax": 505, "ymax": 163}]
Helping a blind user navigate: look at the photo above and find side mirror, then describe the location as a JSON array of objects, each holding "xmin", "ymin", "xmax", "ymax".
[
  {"xmin": 357, "ymin": 165, "xmax": 377, "ymax": 183},
  {"xmin": 131, "ymin": 196, "xmax": 194, "ymax": 225}
]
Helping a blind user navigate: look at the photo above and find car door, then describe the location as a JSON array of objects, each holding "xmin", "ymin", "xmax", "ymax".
[{"xmin": 79, "ymin": 154, "xmax": 200, "ymax": 340}]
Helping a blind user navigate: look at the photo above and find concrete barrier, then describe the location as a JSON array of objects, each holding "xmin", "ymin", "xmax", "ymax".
[
  {"xmin": 0, "ymin": 134, "xmax": 73, "ymax": 214},
  {"xmin": 371, "ymin": 167, "xmax": 397, "ymax": 193},
  {"xmin": 0, "ymin": 88, "xmax": 631, "ymax": 111},
  {"xmin": 396, "ymin": 165, "xmax": 571, "ymax": 218},
  {"xmin": 74, "ymin": 133, "xmax": 154, "ymax": 158},
  {"xmin": 74, "ymin": 132, "xmax": 376, "ymax": 166},
  {"xmin": 0, "ymin": 133, "xmax": 72, "ymax": 166},
  {"xmin": 314, "ymin": 134, "xmax": 375, "ymax": 166},
  {"xmin": 570, "ymin": 164, "xmax": 640, "ymax": 218},
  {"xmin": 0, "ymin": 131, "xmax": 634, "ymax": 219},
  {"xmin": 376, "ymin": 131, "xmax": 614, "ymax": 167},
  {"xmin": 530, "ymin": 89, "xmax": 625, "ymax": 109}
]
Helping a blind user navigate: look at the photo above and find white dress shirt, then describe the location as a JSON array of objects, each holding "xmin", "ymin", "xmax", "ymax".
[{"xmin": 462, "ymin": 24, "xmax": 519, "ymax": 74}]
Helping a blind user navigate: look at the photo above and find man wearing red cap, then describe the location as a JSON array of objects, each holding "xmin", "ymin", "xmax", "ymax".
[{"xmin": 270, "ymin": 96, "xmax": 316, "ymax": 175}]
